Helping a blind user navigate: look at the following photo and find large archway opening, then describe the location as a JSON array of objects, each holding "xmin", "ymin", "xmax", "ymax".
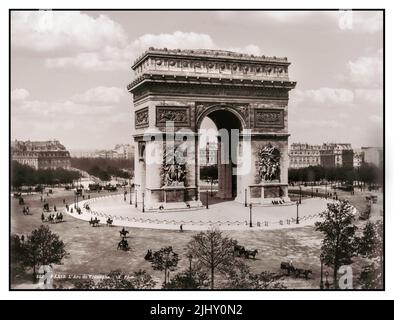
[{"xmin": 198, "ymin": 108, "xmax": 243, "ymax": 202}]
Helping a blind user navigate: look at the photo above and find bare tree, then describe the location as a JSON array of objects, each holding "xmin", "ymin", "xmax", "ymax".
[{"xmin": 187, "ymin": 229, "xmax": 235, "ymax": 289}]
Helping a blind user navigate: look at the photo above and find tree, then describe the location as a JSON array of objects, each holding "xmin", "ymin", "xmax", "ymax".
[
  {"xmin": 359, "ymin": 264, "xmax": 383, "ymax": 289},
  {"xmin": 10, "ymin": 234, "xmax": 28, "ymax": 278},
  {"xmin": 357, "ymin": 221, "xmax": 383, "ymax": 289},
  {"xmin": 23, "ymin": 225, "xmax": 67, "ymax": 281},
  {"xmin": 357, "ymin": 222, "xmax": 379, "ymax": 258},
  {"xmin": 226, "ymin": 261, "xmax": 286, "ymax": 289},
  {"xmin": 162, "ymin": 271, "xmax": 208, "ymax": 289},
  {"xmin": 150, "ymin": 246, "xmax": 179, "ymax": 284},
  {"xmin": 187, "ymin": 229, "xmax": 236, "ymax": 289},
  {"xmin": 315, "ymin": 200, "xmax": 358, "ymax": 289},
  {"xmin": 130, "ymin": 269, "xmax": 157, "ymax": 289}
]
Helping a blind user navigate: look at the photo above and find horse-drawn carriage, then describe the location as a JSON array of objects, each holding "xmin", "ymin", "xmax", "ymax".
[
  {"xmin": 89, "ymin": 217, "xmax": 100, "ymax": 227},
  {"xmin": 280, "ymin": 262, "xmax": 312, "ymax": 279},
  {"xmin": 234, "ymin": 244, "xmax": 258, "ymax": 259},
  {"xmin": 106, "ymin": 218, "xmax": 113, "ymax": 226},
  {"xmin": 41, "ymin": 212, "xmax": 63, "ymax": 223}
]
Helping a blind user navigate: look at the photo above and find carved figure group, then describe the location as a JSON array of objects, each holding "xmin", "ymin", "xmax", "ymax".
[{"xmin": 257, "ymin": 144, "xmax": 281, "ymax": 182}]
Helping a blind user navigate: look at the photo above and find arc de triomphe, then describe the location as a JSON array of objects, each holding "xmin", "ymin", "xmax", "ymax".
[{"xmin": 128, "ymin": 48, "xmax": 296, "ymax": 211}]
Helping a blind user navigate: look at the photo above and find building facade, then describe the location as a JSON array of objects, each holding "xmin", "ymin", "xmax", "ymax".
[
  {"xmin": 70, "ymin": 144, "xmax": 135, "ymax": 159},
  {"xmin": 11, "ymin": 140, "xmax": 71, "ymax": 170},
  {"xmin": 362, "ymin": 147, "xmax": 383, "ymax": 167},
  {"xmin": 289, "ymin": 143, "xmax": 321, "ymax": 168},
  {"xmin": 290, "ymin": 142, "xmax": 354, "ymax": 168},
  {"xmin": 353, "ymin": 150, "xmax": 364, "ymax": 168},
  {"xmin": 199, "ymin": 142, "xmax": 218, "ymax": 167}
]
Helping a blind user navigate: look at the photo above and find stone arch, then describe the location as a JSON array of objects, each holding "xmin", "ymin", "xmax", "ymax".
[{"xmin": 196, "ymin": 104, "xmax": 247, "ymax": 130}]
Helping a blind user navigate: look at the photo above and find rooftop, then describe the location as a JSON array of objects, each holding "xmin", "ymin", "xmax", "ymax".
[{"xmin": 132, "ymin": 47, "xmax": 289, "ymax": 69}]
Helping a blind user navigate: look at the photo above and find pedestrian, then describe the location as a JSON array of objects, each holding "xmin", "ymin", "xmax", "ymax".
[
  {"xmin": 54, "ymin": 205, "xmax": 57, "ymax": 212},
  {"xmin": 180, "ymin": 224, "xmax": 183, "ymax": 232},
  {"xmin": 26, "ymin": 206, "xmax": 29, "ymax": 214},
  {"xmin": 40, "ymin": 196, "xmax": 43, "ymax": 202},
  {"xmin": 41, "ymin": 212, "xmax": 45, "ymax": 222},
  {"xmin": 63, "ymin": 199, "xmax": 65, "ymax": 204},
  {"xmin": 22, "ymin": 207, "xmax": 26, "ymax": 215}
]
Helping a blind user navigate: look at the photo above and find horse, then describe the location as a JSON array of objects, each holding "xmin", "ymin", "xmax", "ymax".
[
  {"xmin": 47, "ymin": 214, "xmax": 54, "ymax": 223},
  {"xmin": 89, "ymin": 217, "xmax": 100, "ymax": 227},
  {"xmin": 119, "ymin": 227, "xmax": 129, "ymax": 237},
  {"xmin": 55, "ymin": 213, "xmax": 63, "ymax": 223},
  {"xmin": 117, "ymin": 238, "xmax": 129, "ymax": 251},
  {"xmin": 144, "ymin": 249, "xmax": 153, "ymax": 261},
  {"xmin": 106, "ymin": 218, "xmax": 113, "ymax": 226},
  {"xmin": 295, "ymin": 268, "xmax": 312, "ymax": 279},
  {"xmin": 244, "ymin": 249, "xmax": 258, "ymax": 259}
]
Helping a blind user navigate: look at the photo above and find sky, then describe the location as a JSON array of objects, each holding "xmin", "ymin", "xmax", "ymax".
[{"xmin": 10, "ymin": 10, "xmax": 383, "ymax": 150}]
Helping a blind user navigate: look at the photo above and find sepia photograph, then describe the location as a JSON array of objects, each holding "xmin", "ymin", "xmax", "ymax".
[{"xmin": 9, "ymin": 9, "xmax": 384, "ymax": 291}]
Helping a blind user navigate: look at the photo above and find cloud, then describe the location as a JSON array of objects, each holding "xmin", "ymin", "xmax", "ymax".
[
  {"xmin": 216, "ymin": 11, "xmax": 383, "ymax": 35},
  {"xmin": 11, "ymin": 11, "xmax": 127, "ymax": 52},
  {"xmin": 11, "ymin": 88, "xmax": 30, "ymax": 101},
  {"xmin": 71, "ymin": 86, "xmax": 126, "ymax": 104},
  {"xmin": 131, "ymin": 31, "xmax": 215, "ymax": 51},
  {"xmin": 11, "ymin": 86, "xmax": 127, "ymax": 119},
  {"xmin": 292, "ymin": 88, "xmax": 354, "ymax": 107},
  {"xmin": 337, "ymin": 11, "xmax": 383, "ymax": 34},
  {"xmin": 355, "ymin": 89, "xmax": 383, "ymax": 105},
  {"xmin": 294, "ymin": 119, "xmax": 345, "ymax": 129},
  {"xmin": 347, "ymin": 49, "xmax": 383, "ymax": 88},
  {"xmin": 44, "ymin": 31, "xmax": 261, "ymax": 72},
  {"xmin": 11, "ymin": 87, "xmax": 131, "ymax": 149}
]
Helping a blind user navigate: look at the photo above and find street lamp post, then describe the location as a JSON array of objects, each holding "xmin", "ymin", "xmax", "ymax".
[
  {"xmin": 135, "ymin": 190, "xmax": 137, "ymax": 208},
  {"xmin": 299, "ymin": 185, "xmax": 302, "ymax": 204},
  {"xmin": 206, "ymin": 190, "xmax": 209, "ymax": 209},
  {"xmin": 296, "ymin": 201, "xmax": 300, "ymax": 224},
  {"xmin": 249, "ymin": 203, "xmax": 253, "ymax": 227},
  {"xmin": 142, "ymin": 192, "xmax": 145, "ymax": 213},
  {"xmin": 129, "ymin": 179, "xmax": 133, "ymax": 205},
  {"xmin": 244, "ymin": 188, "xmax": 247, "ymax": 207}
]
